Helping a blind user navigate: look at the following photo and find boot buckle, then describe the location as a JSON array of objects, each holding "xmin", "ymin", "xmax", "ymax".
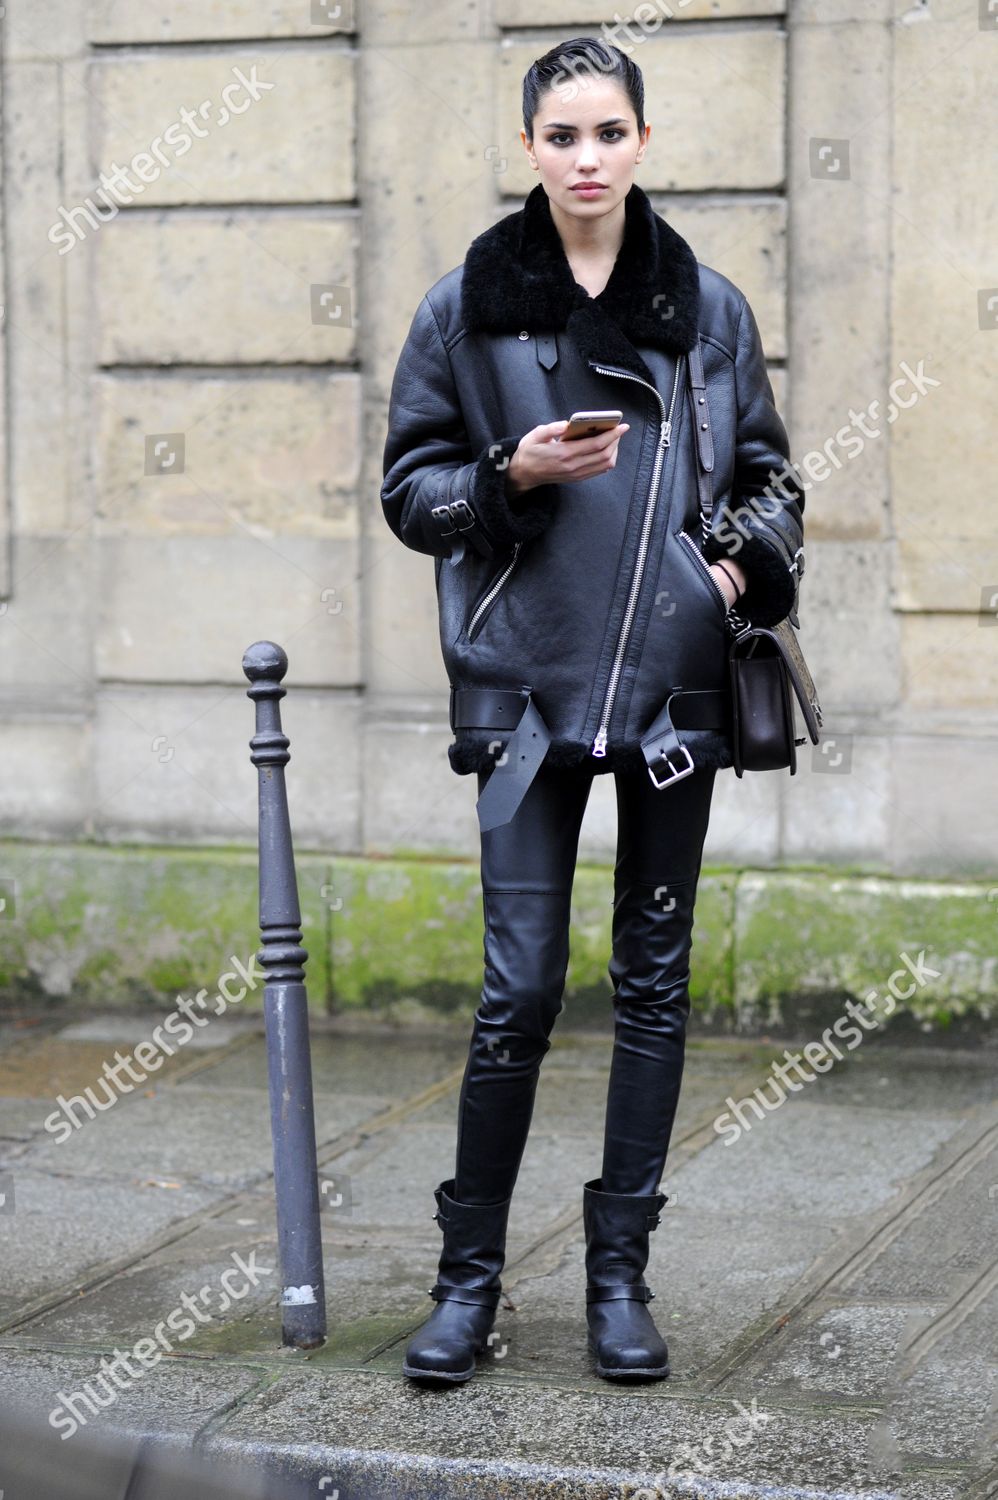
[
  {"xmin": 586, "ymin": 1283, "xmax": 654, "ymax": 1305},
  {"xmin": 430, "ymin": 1283, "xmax": 501, "ymax": 1309}
]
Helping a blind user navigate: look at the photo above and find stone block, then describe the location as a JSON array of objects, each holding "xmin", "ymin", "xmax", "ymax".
[
  {"xmin": 900, "ymin": 614, "xmax": 998, "ymax": 712},
  {"xmin": 661, "ymin": 197, "xmax": 787, "ymax": 357},
  {"xmin": 6, "ymin": 61, "xmax": 75, "ymax": 535},
  {"xmin": 793, "ymin": 540, "xmax": 901, "ymax": 712},
  {"xmin": 787, "ymin": 19, "xmax": 892, "ymax": 541},
  {"xmin": 0, "ymin": 723, "xmax": 89, "ymax": 841},
  {"xmin": 96, "ymin": 217, "xmax": 357, "ymax": 364},
  {"xmin": 0, "ymin": 535, "xmax": 94, "ymax": 713},
  {"xmin": 91, "ymin": 50, "xmax": 354, "ymax": 205},
  {"xmin": 93, "ymin": 684, "xmax": 361, "ymax": 848},
  {"xmin": 93, "ymin": 371, "xmax": 360, "ymax": 535},
  {"xmin": 779, "ymin": 734, "xmax": 892, "ymax": 868},
  {"xmin": 889, "ymin": 734, "xmax": 998, "ymax": 879},
  {"xmin": 498, "ymin": 0, "xmax": 784, "ymax": 19},
  {"xmin": 94, "ymin": 535, "xmax": 360, "ymax": 684},
  {"xmin": 87, "ymin": 0, "xmax": 352, "ymax": 40},
  {"xmin": 890, "ymin": 4, "xmax": 994, "ymax": 607},
  {"xmin": 360, "ymin": 43, "xmax": 494, "ymax": 406}
]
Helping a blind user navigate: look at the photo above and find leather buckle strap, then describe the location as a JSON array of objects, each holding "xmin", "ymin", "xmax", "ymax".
[
  {"xmin": 668, "ymin": 688, "xmax": 732, "ymax": 731},
  {"xmin": 449, "ymin": 685, "xmax": 553, "ymax": 833},
  {"xmin": 687, "ymin": 333, "xmax": 715, "ymax": 528},
  {"xmin": 432, "ymin": 482, "xmax": 498, "ymax": 566},
  {"xmin": 586, "ymin": 1284, "xmax": 655, "ymax": 1305},
  {"xmin": 535, "ymin": 330, "xmax": 558, "ymax": 370},
  {"xmin": 450, "ymin": 686, "xmax": 529, "ymax": 734},
  {"xmin": 640, "ymin": 687, "xmax": 731, "ymax": 791},
  {"xmin": 687, "ymin": 334, "xmax": 714, "ymax": 473},
  {"xmin": 429, "ymin": 1283, "xmax": 501, "ymax": 1309},
  {"xmin": 647, "ymin": 740, "xmax": 694, "ymax": 790}
]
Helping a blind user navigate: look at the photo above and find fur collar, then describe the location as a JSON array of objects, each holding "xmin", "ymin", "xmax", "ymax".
[{"xmin": 460, "ymin": 181, "xmax": 701, "ymax": 383}]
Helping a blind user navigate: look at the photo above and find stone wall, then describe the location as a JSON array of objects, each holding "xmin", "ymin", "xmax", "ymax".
[{"xmin": 0, "ymin": 0, "xmax": 994, "ymax": 883}]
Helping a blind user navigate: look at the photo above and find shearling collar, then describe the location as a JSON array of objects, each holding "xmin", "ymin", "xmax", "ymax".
[{"xmin": 460, "ymin": 180, "xmax": 701, "ymax": 383}]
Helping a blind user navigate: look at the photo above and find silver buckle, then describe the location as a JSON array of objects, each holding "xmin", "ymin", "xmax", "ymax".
[
  {"xmin": 431, "ymin": 503, "xmax": 456, "ymax": 535},
  {"xmin": 647, "ymin": 743, "xmax": 695, "ymax": 789},
  {"xmin": 448, "ymin": 498, "xmax": 477, "ymax": 532}
]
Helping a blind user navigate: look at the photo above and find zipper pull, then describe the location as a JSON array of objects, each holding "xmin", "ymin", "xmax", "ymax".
[
  {"xmin": 592, "ymin": 726, "xmax": 608, "ymax": 757},
  {"xmin": 660, "ymin": 420, "xmax": 672, "ymax": 447}
]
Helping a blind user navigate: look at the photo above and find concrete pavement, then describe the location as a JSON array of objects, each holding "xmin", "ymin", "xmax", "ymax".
[{"xmin": 0, "ymin": 1009, "xmax": 994, "ymax": 1499}]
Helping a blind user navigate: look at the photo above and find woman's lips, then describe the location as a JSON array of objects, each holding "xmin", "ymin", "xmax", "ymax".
[{"xmin": 572, "ymin": 184, "xmax": 606, "ymax": 194}]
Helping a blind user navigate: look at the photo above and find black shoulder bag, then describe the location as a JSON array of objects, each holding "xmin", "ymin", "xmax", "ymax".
[{"xmin": 688, "ymin": 333, "xmax": 823, "ymax": 777}]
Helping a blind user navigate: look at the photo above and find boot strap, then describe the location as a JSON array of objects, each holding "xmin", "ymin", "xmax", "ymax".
[
  {"xmin": 429, "ymin": 1283, "xmax": 501, "ymax": 1309},
  {"xmin": 586, "ymin": 1284, "xmax": 655, "ymax": 1304}
]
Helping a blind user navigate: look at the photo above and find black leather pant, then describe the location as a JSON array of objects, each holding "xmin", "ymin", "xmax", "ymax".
[{"xmin": 453, "ymin": 755, "xmax": 717, "ymax": 1203}]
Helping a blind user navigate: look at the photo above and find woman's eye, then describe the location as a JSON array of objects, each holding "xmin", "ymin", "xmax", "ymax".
[{"xmin": 548, "ymin": 130, "xmax": 624, "ymax": 145}]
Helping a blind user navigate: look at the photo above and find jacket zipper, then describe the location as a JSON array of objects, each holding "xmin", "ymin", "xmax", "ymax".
[
  {"xmin": 467, "ymin": 540, "xmax": 522, "ymax": 641},
  {"xmin": 587, "ymin": 356, "xmax": 683, "ymax": 757},
  {"xmin": 678, "ymin": 528, "xmax": 729, "ymax": 614}
]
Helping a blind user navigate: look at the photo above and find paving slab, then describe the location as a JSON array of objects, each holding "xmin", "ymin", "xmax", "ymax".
[
  {"xmin": 674, "ymin": 1101, "xmax": 963, "ymax": 1219},
  {"xmin": 8, "ymin": 1085, "xmax": 395, "ymax": 1189},
  {"xmin": 789, "ymin": 1045, "xmax": 997, "ymax": 1114},
  {"xmin": 0, "ymin": 1344, "xmax": 270, "ymax": 1449},
  {"xmin": 837, "ymin": 1144, "xmax": 997, "ymax": 1301},
  {"xmin": 179, "ymin": 1029, "xmax": 472, "ymax": 1098},
  {"xmin": 19, "ymin": 1200, "xmax": 442, "ymax": 1368},
  {"xmin": 0, "ymin": 1169, "xmax": 223, "ymax": 1317}
]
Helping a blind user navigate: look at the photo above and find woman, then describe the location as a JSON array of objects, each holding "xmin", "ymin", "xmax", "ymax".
[{"xmin": 381, "ymin": 36, "xmax": 805, "ymax": 1384}]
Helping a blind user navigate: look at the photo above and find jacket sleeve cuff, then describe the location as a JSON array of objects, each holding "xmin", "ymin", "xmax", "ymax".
[
  {"xmin": 468, "ymin": 435, "xmax": 560, "ymax": 550},
  {"xmin": 704, "ymin": 530, "xmax": 797, "ymax": 627}
]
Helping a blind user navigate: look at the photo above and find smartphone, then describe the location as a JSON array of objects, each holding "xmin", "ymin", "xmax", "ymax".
[{"xmin": 561, "ymin": 409, "xmax": 624, "ymax": 441}]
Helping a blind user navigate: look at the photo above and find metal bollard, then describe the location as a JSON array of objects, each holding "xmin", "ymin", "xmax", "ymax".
[{"xmin": 243, "ymin": 640, "xmax": 327, "ymax": 1349}]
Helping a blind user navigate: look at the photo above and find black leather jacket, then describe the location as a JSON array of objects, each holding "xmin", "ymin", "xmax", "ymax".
[{"xmin": 381, "ymin": 182, "xmax": 805, "ymax": 779}]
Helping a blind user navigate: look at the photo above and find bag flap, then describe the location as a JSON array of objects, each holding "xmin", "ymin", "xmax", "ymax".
[{"xmin": 729, "ymin": 619, "xmax": 822, "ymax": 744}]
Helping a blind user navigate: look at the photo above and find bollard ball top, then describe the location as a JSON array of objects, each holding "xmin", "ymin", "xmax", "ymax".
[{"xmin": 242, "ymin": 641, "xmax": 288, "ymax": 683}]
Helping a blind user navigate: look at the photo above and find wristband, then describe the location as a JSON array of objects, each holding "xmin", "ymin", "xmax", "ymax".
[{"xmin": 713, "ymin": 559, "xmax": 744, "ymax": 600}]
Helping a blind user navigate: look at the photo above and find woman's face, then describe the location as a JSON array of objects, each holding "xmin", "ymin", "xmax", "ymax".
[{"xmin": 521, "ymin": 77, "xmax": 650, "ymax": 220}]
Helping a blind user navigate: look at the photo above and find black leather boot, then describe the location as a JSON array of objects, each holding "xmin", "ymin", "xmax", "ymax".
[
  {"xmin": 582, "ymin": 1175, "xmax": 670, "ymax": 1380},
  {"xmin": 402, "ymin": 1176, "xmax": 513, "ymax": 1383}
]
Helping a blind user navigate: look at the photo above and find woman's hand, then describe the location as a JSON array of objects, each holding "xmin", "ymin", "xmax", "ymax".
[
  {"xmin": 505, "ymin": 419, "xmax": 630, "ymax": 497},
  {"xmin": 708, "ymin": 558, "xmax": 747, "ymax": 609}
]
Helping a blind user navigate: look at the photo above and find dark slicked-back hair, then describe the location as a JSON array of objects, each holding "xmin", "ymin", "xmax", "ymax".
[{"xmin": 522, "ymin": 36, "xmax": 645, "ymax": 141}]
